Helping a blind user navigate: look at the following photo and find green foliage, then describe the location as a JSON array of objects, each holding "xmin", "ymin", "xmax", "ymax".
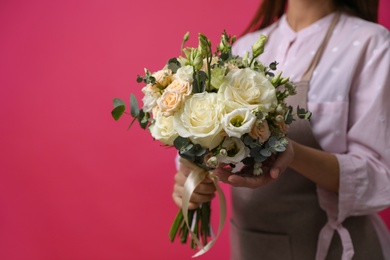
[
  {"xmin": 137, "ymin": 109, "xmax": 150, "ymax": 129},
  {"xmin": 173, "ymin": 136, "xmax": 208, "ymax": 165},
  {"xmin": 297, "ymin": 106, "xmax": 312, "ymax": 120},
  {"xmin": 167, "ymin": 58, "xmax": 181, "ymax": 73},
  {"xmin": 130, "ymin": 94, "xmax": 139, "ymax": 117},
  {"xmin": 136, "ymin": 69, "xmax": 156, "ymax": 85},
  {"xmin": 284, "ymin": 106, "xmax": 294, "ymax": 124},
  {"xmin": 111, "ymin": 98, "xmax": 126, "ymax": 120},
  {"xmin": 192, "ymin": 71, "xmax": 207, "ymax": 93}
]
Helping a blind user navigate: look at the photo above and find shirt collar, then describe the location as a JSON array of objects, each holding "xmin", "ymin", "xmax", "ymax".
[{"xmin": 278, "ymin": 12, "xmax": 337, "ymax": 40}]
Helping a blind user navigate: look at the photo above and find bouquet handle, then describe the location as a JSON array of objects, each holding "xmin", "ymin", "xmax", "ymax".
[{"xmin": 182, "ymin": 168, "xmax": 227, "ymax": 258}]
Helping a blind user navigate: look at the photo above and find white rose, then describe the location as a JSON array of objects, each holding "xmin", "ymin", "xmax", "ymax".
[
  {"xmin": 149, "ymin": 112, "xmax": 178, "ymax": 146},
  {"xmin": 174, "ymin": 65, "xmax": 194, "ymax": 83},
  {"xmin": 142, "ymin": 84, "xmax": 161, "ymax": 113},
  {"xmin": 173, "ymin": 92, "xmax": 224, "ymax": 149},
  {"xmin": 217, "ymin": 137, "xmax": 250, "ymax": 164},
  {"xmin": 218, "ymin": 68, "xmax": 277, "ymax": 112},
  {"xmin": 222, "ymin": 108, "xmax": 256, "ymax": 138}
]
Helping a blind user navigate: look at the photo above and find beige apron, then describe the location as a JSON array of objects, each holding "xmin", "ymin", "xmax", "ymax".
[{"xmin": 230, "ymin": 13, "xmax": 384, "ymax": 260}]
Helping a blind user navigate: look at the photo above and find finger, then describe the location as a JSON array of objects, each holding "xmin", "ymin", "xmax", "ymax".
[
  {"xmin": 194, "ymin": 183, "xmax": 216, "ymax": 194},
  {"xmin": 178, "ymin": 160, "xmax": 213, "ymax": 184},
  {"xmin": 174, "ymin": 182, "xmax": 215, "ymax": 196},
  {"xmin": 172, "ymin": 192, "xmax": 199, "ymax": 210},
  {"xmin": 174, "ymin": 183, "xmax": 216, "ymax": 203},
  {"xmin": 270, "ymin": 141, "xmax": 294, "ymax": 177},
  {"xmin": 173, "ymin": 184, "xmax": 216, "ymax": 200}
]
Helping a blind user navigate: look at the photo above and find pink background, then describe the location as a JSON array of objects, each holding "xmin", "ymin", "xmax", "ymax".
[{"xmin": 0, "ymin": 1, "xmax": 389, "ymax": 259}]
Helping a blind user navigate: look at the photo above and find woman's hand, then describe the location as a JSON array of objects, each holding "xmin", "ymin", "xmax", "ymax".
[
  {"xmin": 214, "ymin": 140, "xmax": 294, "ymax": 189},
  {"xmin": 172, "ymin": 158, "xmax": 216, "ymax": 210}
]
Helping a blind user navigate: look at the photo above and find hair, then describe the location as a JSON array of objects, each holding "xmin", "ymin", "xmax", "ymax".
[{"xmin": 241, "ymin": 0, "xmax": 379, "ymax": 35}]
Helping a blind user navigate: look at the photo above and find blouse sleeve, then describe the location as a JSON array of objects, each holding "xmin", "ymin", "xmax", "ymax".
[{"xmin": 333, "ymin": 26, "xmax": 390, "ymax": 221}]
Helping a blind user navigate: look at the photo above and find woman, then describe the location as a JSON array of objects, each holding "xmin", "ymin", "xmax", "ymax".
[{"xmin": 173, "ymin": 0, "xmax": 390, "ymax": 259}]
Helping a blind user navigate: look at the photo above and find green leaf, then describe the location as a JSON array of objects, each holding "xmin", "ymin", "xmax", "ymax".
[
  {"xmin": 136, "ymin": 75, "xmax": 143, "ymax": 83},
  {"xmin": 274, "ymin": 146, "xmax": 286, "ymax": 152},
  {"xmin": 173, "ymin": 136, "xmax": 191, "ymax": 150},
  {"xmin": 138, "ymin": 110, "xmax": 150, "ymax": 129},
  {"xmin": 130, "ymin": 94, "xmax": 140, "ymax": 117},
  {"xmin": 113, "ymin": 98, "xmax": 125, "ymax": 108},
  {"xmin": 284, "ymin": 106, "xmax": 294, "ymax": 124},
  {"xmin": 167, "ymin": 58, "xmax": 181, "ymax": 73},
  {"xmin": 111, "ymin": 105, "xmax": 125, "ymax": 121},
  {"xmin": 260, "ymin": 149, "xmax": 271, "ymax": 157}
]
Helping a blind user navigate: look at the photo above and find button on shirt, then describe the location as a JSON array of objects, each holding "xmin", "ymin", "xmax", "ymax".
[{"xmin": 233, "ymin": 12, "xmax": 390, "ymax": 259}]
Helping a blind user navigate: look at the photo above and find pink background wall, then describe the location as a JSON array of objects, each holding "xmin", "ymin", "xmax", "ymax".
[{"xmin": 1, "ymin": 1, "xmax": 389, "ymax": 259}]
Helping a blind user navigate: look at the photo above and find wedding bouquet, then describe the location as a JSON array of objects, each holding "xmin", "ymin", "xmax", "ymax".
[{"xmin": 111, "ymin": 31, "xmax": 311, "ymax": 256}]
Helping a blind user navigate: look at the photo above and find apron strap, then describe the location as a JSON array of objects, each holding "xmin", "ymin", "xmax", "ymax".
[{"xmin": 301, "ymin": 12, "xmax": 341, "ymax": 82}]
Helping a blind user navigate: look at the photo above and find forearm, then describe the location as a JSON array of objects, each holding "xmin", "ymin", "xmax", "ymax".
[{"xmin": 289, "ymin": 140, "xmax": 340, "ymax": 193}]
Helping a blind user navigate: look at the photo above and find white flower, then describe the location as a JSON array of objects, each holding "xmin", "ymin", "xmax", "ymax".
[
  {"xmin": 218, "ymin": 68, "xmax": 277, "ymax": 112},
  {"xmin": 156, "ymin": 90, "xmax": 186, "ymax": 117},
  {"xmin": 165, "ymin": 79, "xmax": 192, "ymax": 96},
  {"xmin": 173, "ymin": 92, "xmax": 224, "ymax": 149},
  {"xmin": 217, "ymin": 137, "xmax": 249, "ymax": 164},
  {"xmin": 174, "ymin": 65, "xmax": 194, "ymax": 83},
  {"xmin": 253, "ymin": 162, "xmax": 263, "ymax": 176},
  {"xmin": 149, "ymin": 112, "xmax": 178, "ymax": 146},
  {"xmin": 222, "ymin": 108, "xmax": 256, "ymax": 138},
  {"xmin": 142, "ymin": 84, "xmax": 161, "ymax": 113}
]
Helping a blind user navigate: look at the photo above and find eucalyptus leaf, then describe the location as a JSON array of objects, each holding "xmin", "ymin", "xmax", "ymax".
[
  {"xmin": 243, "ymin": 135, "xmax": 255, "ymax": 146},
  {"xmin": 167, "ymin": 58, "xmax": 181, "ymax": 73},
  {"xmin": 130, "ymin": 94, "xmax": 140, "ymax": 117},
  {"xmin": 113, "ymin": 98, "xmax": 125, "ymax": 108},
  {"xmin": 173, "ymin": 136, "xmax": 191, "ymax": 150},
  {"xmin": 260, "ymin": 149, "xmax": 272, "ymax": 157},
  {"xmin": 254, "ymin": 154, "xmax": 267, "ymax": 163},
  {"xmin": 138, "ymin": 110, "xmax": 150, "ymax": 129},
  {"xmin": 274, "ymin": 146, "xmax": 286, "ymax": 152},
  {"xmin": 111, "ymin": 105, "xmax": 125, "ymax": 120},
  {"xmin": 267, "ymin": 136, "xmax": 277, "ymax": 147},
  {"xmin": 219, "ymin": 52, "xmax": 231, "ymax": 62},
  {"xmin": 193, "ymin": 144, "xmax": 207, "ymax": 157}
]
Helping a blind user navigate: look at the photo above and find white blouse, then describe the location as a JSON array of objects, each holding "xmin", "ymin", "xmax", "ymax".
[{"xmin": 233, "ymin": 12, "xmax": 390, "ymax": 259}]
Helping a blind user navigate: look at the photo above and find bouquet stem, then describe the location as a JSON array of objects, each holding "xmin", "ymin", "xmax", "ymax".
[{"xmin": 169, "ymin": 201, "xmax": 211, "ymax": 250}]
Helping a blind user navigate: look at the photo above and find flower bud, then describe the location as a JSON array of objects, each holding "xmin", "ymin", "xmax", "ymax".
[
  {"xmin": 276, "ymin": 104, "xmax": 284, "ymax": 113},
  {"xmin": 183, "ymin": 32, "xmax": 190, "ymax": 42},
  {"xmin": 198, "ymin": 34, "xmax": 209, "ymax": 55},
  {"xmin": 252, "ymin": 34, "xmax": 267, "ymax": 58},
  {"xmin": 193, "ymin": 49, "xmax": 204, "ymax": 70},
  {"xmin": 271, "ymin": 71, "xmax": 282, "ymax": 86},
  {"xmin": 280, "ymin": 77, "xmax": 289, "ymax": 85},
  {"xmin": 206, "ymin": 156, "xmax": 219, "ymax": 168},
  {"xmin": 218, "ymin": 34, "xmax": 229, "ymax": 53},
  {"xmin": 219, "ymin": 148, "xmax": 227, "ymax": 157},
  {"xmin": 275, "ymin": 115, "xmax": 284, "ymax": 122}
]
